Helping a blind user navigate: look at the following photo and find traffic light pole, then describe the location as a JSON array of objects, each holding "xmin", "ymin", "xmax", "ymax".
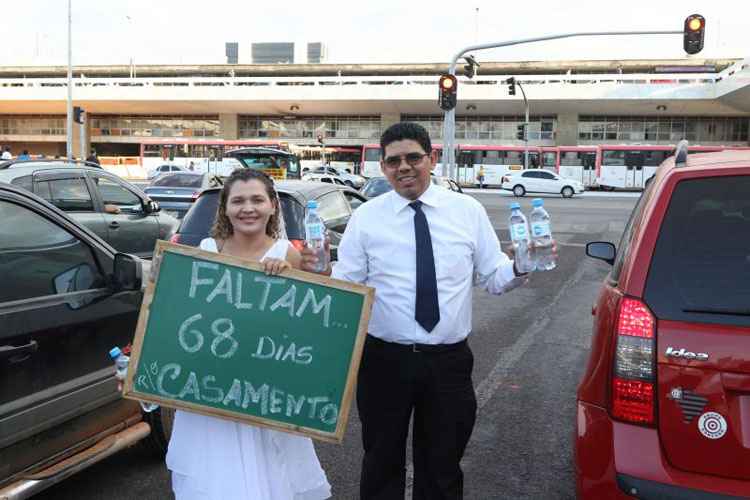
[
  {"xmin": 517, "ymin": 82, "xmax": 529, "ymax": 170},
  {"xmin": 441, "ymin": 29, "xmax": 681, "ymax": 180},
  {"xmin": 66, "ymin": 0, "xmax": 73, "ymax": 161}
]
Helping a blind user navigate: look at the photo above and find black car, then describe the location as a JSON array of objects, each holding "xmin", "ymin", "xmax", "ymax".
[
  {"xmin": 0, "ymin": 162, "xmax": 179, "ymax": 259},
  {"xmin": 173, "ymin": 180, "xmax": 367, "ymax": 261},
  {"xmin": 0, "ymin": 182, "xmax": 172, "ymax": 497},
  {"xmin": 143, "ymin": 172, "xmax": 223, "ymax": 219}
]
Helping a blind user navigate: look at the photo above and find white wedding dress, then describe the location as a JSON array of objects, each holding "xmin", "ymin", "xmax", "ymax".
[{"xmin": 166, "ymin": 238, "xmax": 332, "ymax": 500}]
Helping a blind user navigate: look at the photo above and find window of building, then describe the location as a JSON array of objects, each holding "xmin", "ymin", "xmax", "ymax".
[
  {"xmin": 0, "ymin": 115, "xmax": 66, "ymax": 136},
  {"xmin": 579, "ymin": 116, "xmax": 749, "ymax": 143},
  {"xmin": 90, "ymin": 115, "xmax": 220, "ymax": 138},
  {"xmin": 402, "ymin": 115, "xmax": 557, "ymax": 143},
  {"xmin": 238, "ymin": 116, "xmax": 380, "ymax": 140}
]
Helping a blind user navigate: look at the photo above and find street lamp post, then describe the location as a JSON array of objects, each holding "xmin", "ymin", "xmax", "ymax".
[
  {"xmin": 516, "ymin": 81, "xmax": 530, "ymax": 170},
  {"xmin": 66, "ymin": 0, "xmax": 73, "ymax": 160}
]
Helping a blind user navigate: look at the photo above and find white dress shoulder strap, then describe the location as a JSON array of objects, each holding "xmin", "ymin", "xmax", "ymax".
[{"xmin": 262, "ymin": 239, "xmax": 291, "ymax": 261}]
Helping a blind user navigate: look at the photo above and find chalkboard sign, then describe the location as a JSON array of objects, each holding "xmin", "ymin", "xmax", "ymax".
[{"xmin": 124, "ymin": 241, "xmax": 374, "ymax": 443}]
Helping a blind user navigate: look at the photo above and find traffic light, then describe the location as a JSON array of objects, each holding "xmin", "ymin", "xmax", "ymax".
[
  {"xmin": 463, "ymin": 55, "xmax": 479, "ymax": 79},
  {"xmin": 438, "ymin": 74, "xmax": 458, "ymax": 111},
  {"xmin": 507, "ymin": 77, "xmax": 516, "ymax": 96},
  {"xmin": 73, "ymin": 106, "xmax": 84, "ymax": 124},
  {"xmin": 683, "ymin": 14, "xmax": 705, "ymax": 55},
  {"xmin": 516, "ymin": 124, "xmax": 526, "ymax": 140}
]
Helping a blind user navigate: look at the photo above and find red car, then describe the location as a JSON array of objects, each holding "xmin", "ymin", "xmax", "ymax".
[{"xmin": 576, "ymin": 144, "xmax": 750, "ymax": 499}]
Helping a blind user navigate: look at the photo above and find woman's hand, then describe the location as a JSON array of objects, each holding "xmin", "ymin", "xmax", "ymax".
[{"xmin": 263, "ymin": 258, "xmax": 292, "ymax": 276}]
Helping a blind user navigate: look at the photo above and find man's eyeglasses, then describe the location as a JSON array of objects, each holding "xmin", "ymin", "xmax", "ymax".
[{"xmin": 383, "ymin": 152, "xmax": 430, "ymax": 169}]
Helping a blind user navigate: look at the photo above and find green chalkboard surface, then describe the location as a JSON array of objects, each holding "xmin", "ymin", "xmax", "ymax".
[{"xmin": 124, "ymin": 241, "xmax": 374, "ymax": 443}]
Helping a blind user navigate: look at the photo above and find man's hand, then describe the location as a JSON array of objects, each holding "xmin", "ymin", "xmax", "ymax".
[{"xmin": 300, "ymin": 236, "xmax": 332, "ymax": 276}]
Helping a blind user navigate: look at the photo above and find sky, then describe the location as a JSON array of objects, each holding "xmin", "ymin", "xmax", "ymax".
[{"xmin": 2, "ymin": 0, "xmax": 748, "ymax": 67}]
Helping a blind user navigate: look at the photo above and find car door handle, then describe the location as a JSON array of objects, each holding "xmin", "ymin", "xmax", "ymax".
[
  {"xmin": 0, "ymin": 340, "xmax": 38, "ymax": 363},
  {"xmin": 109, "ymin": 221, "xmax": 120, "ymax": 229}
]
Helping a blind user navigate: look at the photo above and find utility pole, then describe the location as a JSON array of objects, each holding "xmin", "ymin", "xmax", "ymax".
[{"xmin": 66, "ymin": 0, "xmax": 73, "ymax": 160}]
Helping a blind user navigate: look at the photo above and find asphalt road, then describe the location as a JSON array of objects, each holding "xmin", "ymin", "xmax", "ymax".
[{"xmin": 35, "ymin": 192, "xmax": 638, "ymax": 500}]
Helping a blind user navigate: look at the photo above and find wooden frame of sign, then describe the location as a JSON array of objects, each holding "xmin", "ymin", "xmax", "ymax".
[{"xmin": 124, "ymin": 240, "xmax": 374, "ymax": 444}]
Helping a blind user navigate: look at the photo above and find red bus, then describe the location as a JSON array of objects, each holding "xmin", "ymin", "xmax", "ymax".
[{"xmin": 361, "ymin": 143, "xmax": 445, "ymax": 178}]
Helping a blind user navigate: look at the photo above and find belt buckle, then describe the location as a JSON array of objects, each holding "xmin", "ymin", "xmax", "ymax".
[{"xmin": 412, "ymin": 343, "xmax": 421, "ymax": 353}]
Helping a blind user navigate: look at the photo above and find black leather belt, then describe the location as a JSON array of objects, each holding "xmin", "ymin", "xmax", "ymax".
[{"xmin": 365, "ymin": 334, "xmax": 467, "ymax": 353}]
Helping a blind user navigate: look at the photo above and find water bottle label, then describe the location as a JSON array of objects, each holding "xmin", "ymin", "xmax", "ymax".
[
  {"xmin": 531, "ymin": 222, "xmax": 551, "ymax": 238},
  {"xmin": 307, "ymin": 223, "xmax": 324, "ymax": 240},
  {"xmin": 510, "ymin": 224, "xmax": 527, "ymax": 241}
]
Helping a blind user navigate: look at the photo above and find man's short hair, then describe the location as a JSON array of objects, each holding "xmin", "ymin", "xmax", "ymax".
[{"xmin": 380, "ymin": 122, "xmax": 432, "ymax": 155}]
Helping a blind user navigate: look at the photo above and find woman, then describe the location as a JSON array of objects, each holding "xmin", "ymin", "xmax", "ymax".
[{"xmin": 166, "ymin": 168, "xmax": 332, "ymax": 500}]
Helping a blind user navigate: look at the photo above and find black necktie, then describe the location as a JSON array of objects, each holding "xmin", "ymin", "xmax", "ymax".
[{"xmin": 409, "ymin": 201, "xmax": 440, "ymax": 332}]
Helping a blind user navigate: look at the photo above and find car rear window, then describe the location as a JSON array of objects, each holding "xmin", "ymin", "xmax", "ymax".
[
  {"xmin": 179, "ymin": 191, "xmax": 305, "ymax": 240},
  {"xmin": 362, "ymin": 179, "xmax": 392, "ymax": 198},
  {"xmin": 644, "ymin": 175, "xmax": 750, "ymax": 327},
  {"xmin": 154, "ymin": 174, "xmax": 203, "ymax": 188}
]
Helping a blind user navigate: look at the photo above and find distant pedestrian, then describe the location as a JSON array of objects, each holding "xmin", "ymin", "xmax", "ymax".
[
  {"xmin": 477, "ymin": 166, "xmax": 486, "ymax": 189},
  {"xmin": 17, "ymin": 150, "xmax": 31, "ymax": 161},
  {"xmin": 188, "ymin": 161, "xmax": 195, "ymax": 171},
  {"xmin": 86, "ymin": 149, "xmax": 100, "ymax": 166},
  {"xmin": 2, "ymin": 147, "xmax": 12, "ymax": 160}
]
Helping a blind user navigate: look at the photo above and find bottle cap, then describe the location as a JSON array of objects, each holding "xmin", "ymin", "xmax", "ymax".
[
  {"xmin": 109, "ymin": 347, "xmax": 122, "ymax": 359},
  {"xmin": 532, "ymin": 198, "xmax": 544, "ymax": 207},
  {"xmin": 509, "ymin": 202, "xmax": 521, "ymax": 210},
  {"xmin": 307, "ymin": 200, "xmax": 318, "ymax": 209}
]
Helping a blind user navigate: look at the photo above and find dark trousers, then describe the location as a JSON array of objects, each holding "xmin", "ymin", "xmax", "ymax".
[{"xmin": 357, "ymin": 335, "xmax": 477, "ymax": 500}]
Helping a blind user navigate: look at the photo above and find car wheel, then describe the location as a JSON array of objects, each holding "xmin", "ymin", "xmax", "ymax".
[
  {"xmin": 142, "ymin": 406, "xmax": 175, "ymax": 456},
  {"xmin": 561, "ymin": 186, "xmax": 574, "ymax": 198},
  {"xmin": 512, "ymin": 185, "xmax": 526, "ymax": 197}
]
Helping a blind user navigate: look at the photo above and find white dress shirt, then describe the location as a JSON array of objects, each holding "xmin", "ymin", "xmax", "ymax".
[{"xmin": 332, "ymin": 183, "xmax": 523, "ymax": 345}]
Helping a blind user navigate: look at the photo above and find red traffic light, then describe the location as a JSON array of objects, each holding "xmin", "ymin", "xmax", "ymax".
[
  {"xmin": 683, "ymin": 14, "xmax": 705, "ymax": 55},
  {"xmin": 438, "ymin": 74, "xmax": 458, "ymax": 111}
]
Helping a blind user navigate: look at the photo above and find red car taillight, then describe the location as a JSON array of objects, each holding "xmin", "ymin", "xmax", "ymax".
[
  {"xmin": 611, "ymin": 297, "xmax": 656, "ymax": 425},
  {"xmin": 169, "ymin": 234, "xmax": 181, "ymax": 244}
]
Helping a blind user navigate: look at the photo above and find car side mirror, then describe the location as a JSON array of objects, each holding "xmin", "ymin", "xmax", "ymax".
[
  {"xmin": 145, "ymin": 200, "xmax": 160, "ymax": 213},
  {"xmin": 113, "ymin": 253, "xmax": 142, "ymax": 291},
  {"xmin": 586, "ymin": 242, "xmax": 616, "ymax": 265}
]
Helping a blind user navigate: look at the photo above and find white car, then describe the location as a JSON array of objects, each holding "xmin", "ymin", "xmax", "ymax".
[
  {"xmin": 501, "ymin": 169, "xmax": 584, "ymax": 198},
  {"xmin": 302, "ymin": 173, "xmax": 348, "ymax": 186},
  {"xmin": 306, "ymin": 165, "xmax": 366, "ymax": 188},
  {"xmin": 147, "ymin": 164, "xmax": 185, "ymax": 180}
]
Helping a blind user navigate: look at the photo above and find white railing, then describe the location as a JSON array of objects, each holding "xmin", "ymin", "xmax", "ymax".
[{"xmin": 0, "ymin": 72, "xmax": 725, "ymax": 90}]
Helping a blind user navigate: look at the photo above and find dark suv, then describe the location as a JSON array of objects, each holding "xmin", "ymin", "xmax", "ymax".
[
  {"xmin": 576, "ymin": 144, "xmax": 750, "ymax": 498},
  {"xmin": 0, "ymin": 182, "xmax": 171, "ymax": 498},
  {"xmin": 172, "ymin": 180, "xmax": 367, "ymax": 260}
]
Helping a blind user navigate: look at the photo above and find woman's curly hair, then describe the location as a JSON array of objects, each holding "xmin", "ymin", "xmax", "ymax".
[{"xmin": 210, "ymin": 168, "xmax": 281, "ymax": 240}]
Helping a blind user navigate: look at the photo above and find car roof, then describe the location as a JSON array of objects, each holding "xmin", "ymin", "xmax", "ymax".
[
  {"xmin": 0, "ymin": 159, "xmax": 102, "ymax": 170},
  {"xmin": 225, "ymin": 147, "xmax": 294, "ymax": 157},
  {"xmin": 0, "ymin": 163, "xmax": 110, "ymax": 179},
  {"xmin": 198, "ymin": 179, "xmax": 353, "ymax": 202}
]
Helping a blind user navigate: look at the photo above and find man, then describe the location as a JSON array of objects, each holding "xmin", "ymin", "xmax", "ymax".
[
  {"xmin": 302, "ymin": 122, "xmax": 545, "ymax": 499},
  {"xmin": 86, "ymin": 149, "xmax": 100, "ymax": 166},
  {"xmin": 1, "ymin": 147, "xmax": 11, "ymax": 160}
]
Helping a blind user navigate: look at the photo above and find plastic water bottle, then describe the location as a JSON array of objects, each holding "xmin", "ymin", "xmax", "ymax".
[
  {"xmin": 305, "ymin": 200, "xmax": 329, "ymax": 273},
  {"xmin": 109, "ymin": 347, "xmax": 129, "ymax": 391},
  {"xmin": 529, "ymin": 198, "xmax": 557, "ymax": 271},
  {"xmin": 109, "ymin": 347, "xmax": 159, "ymax": 413},
  {"xmin": 508, "ymin": 203, "xmax": 534, "ymax": 274}
]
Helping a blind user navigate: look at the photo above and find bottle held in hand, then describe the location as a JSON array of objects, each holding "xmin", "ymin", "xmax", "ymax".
[
  {"xmin": 529, "ymin": 198, "xmax": 557, "ymax": 271},
  {"xmin": 508, "ymin": 202, "xmax": 534, "ymax": 274},
  {"xmin": 305, "ymin": 200, "xmax": 329, "ymax": 273}
]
